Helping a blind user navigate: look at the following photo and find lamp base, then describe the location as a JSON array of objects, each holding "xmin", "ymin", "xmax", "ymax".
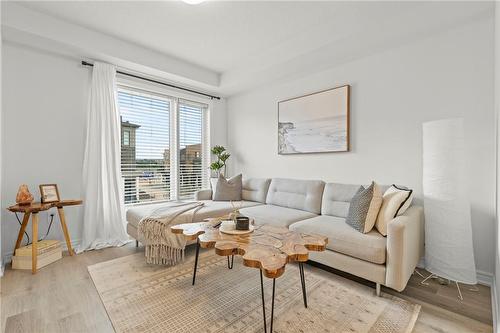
[{"xmin": 420, "ymin": 272, "xmax": 478, "ymax": 301}]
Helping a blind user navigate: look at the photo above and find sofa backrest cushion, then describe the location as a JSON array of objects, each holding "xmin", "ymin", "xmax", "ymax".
[
  {"xmin": 322, "ymin": 183, "xmax": 363, "ymax": 218},
  {"xmin": 242, "ymin": 178, "xmax": 272, "ymax": 203},
  {"xmin": 266, "ymin": 178, "xmax": 325, "ymax": 214},
  {"xmin": 322, "ymin": 183, "xmax": 392, "ymax": 218}
]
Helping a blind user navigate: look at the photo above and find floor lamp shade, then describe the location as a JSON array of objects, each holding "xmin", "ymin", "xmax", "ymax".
[{"xmin": 422, "ymin": 118, "xmax": 476, "ymax": 285}]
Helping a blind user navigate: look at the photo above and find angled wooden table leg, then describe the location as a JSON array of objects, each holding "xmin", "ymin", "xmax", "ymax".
[
  {"xmin": 57, "ymin": 207, "xmax": 74, "ymax": 256},
  {"xmin": 14, "ymin": 212, "xmax": 31, "ymax": 253},
  {"xmin": 31, "ymin": 213, "xmax": 39, "ymax": 274}
]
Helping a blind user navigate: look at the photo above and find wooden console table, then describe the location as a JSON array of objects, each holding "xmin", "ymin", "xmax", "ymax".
[{"xmin": 7, "ymin": 199, "xmax": 83, "ymax": 274}]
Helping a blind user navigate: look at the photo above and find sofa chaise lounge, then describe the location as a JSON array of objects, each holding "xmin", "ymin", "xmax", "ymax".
[{"xmin": 126, "ymin": 177, "xmax": 424, "ymax": 294}]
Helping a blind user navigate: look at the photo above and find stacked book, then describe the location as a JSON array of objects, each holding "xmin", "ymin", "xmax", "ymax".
[{"xmin": 12, "ymin": 240, "xmax": 62, "ymax": 270}]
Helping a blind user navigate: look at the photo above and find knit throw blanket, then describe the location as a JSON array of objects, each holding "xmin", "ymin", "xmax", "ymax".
[{"xmin": 138, "ymin": 201, "xmax": 204, "ymax": 265}]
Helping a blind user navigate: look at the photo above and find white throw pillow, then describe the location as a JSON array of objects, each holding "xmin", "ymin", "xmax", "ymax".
[
  {"xmin": 396, "ymin": 189, "xmax": 414, "ymax": 216},
  {"xmin": 375, "ymin": 185, "xmax": 413, "ymax": 236}
]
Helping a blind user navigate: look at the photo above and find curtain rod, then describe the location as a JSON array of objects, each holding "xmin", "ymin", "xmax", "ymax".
[{"xmin": 81, "ymin": 61, "xmax": 221, "ymax": 100}]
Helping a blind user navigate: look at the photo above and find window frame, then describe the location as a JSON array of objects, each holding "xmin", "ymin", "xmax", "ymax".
[
  {"xmin": 122, "ymin": 130, "xmax": 130, "ymax": 146},
  {"xmin": 117, "ymin": 77, "xmax": 210, "ymax": 206}
]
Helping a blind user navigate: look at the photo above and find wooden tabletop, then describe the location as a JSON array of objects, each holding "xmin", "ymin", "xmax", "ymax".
[
  {"xmin": 7, "ymin": 200, "xmax": 83, "ymax": 213},
  {"xmin": 171, "ymin": 222, "xmax": 328, "ymax": 279}
]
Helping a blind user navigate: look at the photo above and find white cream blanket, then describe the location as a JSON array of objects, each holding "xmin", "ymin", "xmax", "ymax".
[{"xmin": 138, "ymin": 201, "xmax": 204, "ymax": 265}]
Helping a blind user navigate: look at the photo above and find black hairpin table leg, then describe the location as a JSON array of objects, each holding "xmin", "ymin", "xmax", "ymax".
[
  {"xmin": 260, "ymin": 270, "xmax": 267, "ymax": 333},
  {"xmin": 227, "ymin": 255, "xmax": 234, "ymax": 269},
  {"xmin": 260, "ymin": 270, "xmax": 276, "ymax": 333},
  {"xmin": 192, "ymin": 238, "xmax": 200, "ymax": 285},
  {"xmin": 299, "ymin": 262, "xmax": 307, "ymax": 308},
  {"xmin": 270, "ymin": 278, "xmax": 276, "ymax": 332}
]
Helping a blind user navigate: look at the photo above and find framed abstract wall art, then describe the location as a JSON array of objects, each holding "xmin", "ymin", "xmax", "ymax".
[{"xmin": 278, "ymin": 84, "xmax": 350, "ymax": 154}]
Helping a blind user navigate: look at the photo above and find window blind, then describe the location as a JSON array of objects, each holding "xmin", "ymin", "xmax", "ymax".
[
  {"xmin": 118, "ymin": 89, "xmax": 171, "ymax": 205},
  {"xmin": 117, "ymin": 86, "xmax": 209, "ymax": 205},
  {"xmin": 178, "ymin": 101, "xmax": 208, "ymax": 199}
]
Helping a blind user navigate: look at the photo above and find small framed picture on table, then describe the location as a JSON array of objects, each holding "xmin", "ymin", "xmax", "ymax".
[{"xmin": 39, "ymin": 184, "xmax": 60, "ymax": 203}]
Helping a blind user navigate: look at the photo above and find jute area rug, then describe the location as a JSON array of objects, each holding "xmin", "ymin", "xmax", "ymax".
[{"xmin": 88, "ymin": 251, "xmax": 420, "ymax": 333}]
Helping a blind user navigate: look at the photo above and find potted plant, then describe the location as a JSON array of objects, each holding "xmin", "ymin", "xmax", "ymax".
[{"xmin": 210, "ymin": 145, "xmax": 230, "ymax": 177}]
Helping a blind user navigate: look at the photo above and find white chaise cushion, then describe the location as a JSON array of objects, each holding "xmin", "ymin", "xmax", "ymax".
[
  {"xmin": 242, "ymin": 178, "xmax": 271, "ymax": 203},
  {"xmin": 240, "ymin": 204, "xmax": 317, "ymax": 228},
  {"xmin": 126, "ymin": 200, "xmax": 262, "ymax": 228},
  {"xmin": 289, "ymin": 215, "xmax": 387, "ymax": 264},
  {"xmin": 265, "ymin": 178, "xmax": 325, "ymax": 214}
]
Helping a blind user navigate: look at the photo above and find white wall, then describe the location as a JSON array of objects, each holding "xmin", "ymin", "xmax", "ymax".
[
  {"xmin": 227, "ymin": 17, "xmax": 496, "ymax": 277},
  {"xmin": 2, "ymin": 43, "xmax": 89, "ymax": 260},
  {"xmin": 1, "ymin": 42, "xmax": 227, "ymax": 262},
  {"xmin": 494, "ymin": 1, "xmax": 500, "ymax": 330},
  {"xmin": 0, "ymin": 2, "xmax": 3, "ymax": 275}
]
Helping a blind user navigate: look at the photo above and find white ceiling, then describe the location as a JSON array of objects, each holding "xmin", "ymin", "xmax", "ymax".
[
  {"xmin": 8, "ymin": 1, "xmax": 495, "ymax": 95},
  {"xmin": 16, "ymin": 1, "xmax": 415, "ymax": 73}
]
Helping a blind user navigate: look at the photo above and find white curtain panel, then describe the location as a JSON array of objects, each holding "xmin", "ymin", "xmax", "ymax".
[
  {"xmin": 79, "ymin": 62, "xmax": 130, "ymax": 252},
  {"xmin": 422, "ymin": 118, "xmax": 477, "ymax": 284}
]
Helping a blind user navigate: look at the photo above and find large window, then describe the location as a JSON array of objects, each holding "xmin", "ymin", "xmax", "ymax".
[
  {"xmin": 117, "ymin": 86, "xmax": 209, "ymax": 205},
  {"xmin": 179, "ymin": 102, "xmax": 205, "ymax": 199}
]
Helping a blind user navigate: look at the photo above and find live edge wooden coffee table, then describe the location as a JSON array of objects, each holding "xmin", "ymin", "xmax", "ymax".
[{"xmin": 171, "ymin": 222, "xmax": 328, "ymax": 333}]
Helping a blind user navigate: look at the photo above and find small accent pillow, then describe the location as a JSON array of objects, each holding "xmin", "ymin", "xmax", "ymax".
[
  {"xmin": 345, "ymin": 182, "xmax": 382, "ymax": 233},
  {"xmin": 375, "ymin": 185, "xmax": 413, "ymax": 236},
  {"xmin": 213, "ymin": 174, "xmax": 242, "ymax": 201}
]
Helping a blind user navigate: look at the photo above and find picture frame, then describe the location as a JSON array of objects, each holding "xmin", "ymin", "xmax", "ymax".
[
  {"xmin": 278, "ymin": 84, "xmax": 350, "ymax": 154},
  {"xmin": 39, "ymin": 184, "xmax": 60, "ymax": 203}
]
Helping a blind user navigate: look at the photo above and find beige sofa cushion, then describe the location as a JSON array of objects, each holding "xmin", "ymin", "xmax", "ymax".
[
  {"xmin": 242, "ymin": 178, "xmax": 271, "ymax": 203},
  {"xmin": 321, "ymin": 183, "xmax": 361, "ymax": 218},
  {"xmin": 240, "ymin": 204, "xmax": 317, "ymax": 228},
  {"xmin": 308, "ymin": 250, "xmax": 386, "ymax": 285},
  {"xmin": 265, "ymin": 178, "xmax": 325, "ymax": 214},
  {"xmin": 126, "ymin": 200, "xmax": 262, "ymax": 228},
  {"xmin": 321, "ymin": 183, "xmax": 390, "ymax": 218},
  {"xmin": 289, "ymin": 215, "xmax": 387, "ymax": 264}
]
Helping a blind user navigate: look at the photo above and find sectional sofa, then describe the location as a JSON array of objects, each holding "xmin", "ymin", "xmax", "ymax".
[{"xmin": 126, "ymin": 177, "xmax": 424, "ymax": 294}]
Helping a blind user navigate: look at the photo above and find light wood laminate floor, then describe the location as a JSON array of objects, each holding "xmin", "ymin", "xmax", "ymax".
[{"xmin": 1, "ymin": 243, "xmax": 494, "ymax": 333}]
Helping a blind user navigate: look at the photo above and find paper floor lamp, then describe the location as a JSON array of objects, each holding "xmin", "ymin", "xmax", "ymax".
[{"xmin": 422, "ymin": 118, "xmax": 477, "ymax": 299}]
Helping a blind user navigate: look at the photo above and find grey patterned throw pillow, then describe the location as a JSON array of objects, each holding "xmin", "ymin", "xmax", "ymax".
[{"xmin": 345, "ymin": 183, "xmax": 375, "ymax": 233}]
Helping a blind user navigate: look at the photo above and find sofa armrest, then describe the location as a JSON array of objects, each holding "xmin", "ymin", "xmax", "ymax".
[
  {"xmin": 194, "ymin": 189, "xmax": 212, "ymax": 200},
  {"xmin": 385, "ymin": 205, "xmax": 425, "ymax": 291}
]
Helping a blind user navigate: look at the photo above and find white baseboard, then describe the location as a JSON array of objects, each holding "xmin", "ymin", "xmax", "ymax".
[
  {"xmin": 2, "ymin": 238, "xmax": 81, "ymax": 266},
  {"xmin": 493, "ymin": 279, "xmax": 499, "ymax": 333},
  {"xmin": 477, "ymin": 269, "xmax": 494, "ymax": 286}
]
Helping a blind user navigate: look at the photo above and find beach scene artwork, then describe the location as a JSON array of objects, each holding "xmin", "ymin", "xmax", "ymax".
[{"xmin": 278, "ymin": 85, "xmax": 350, "ymax": 154}]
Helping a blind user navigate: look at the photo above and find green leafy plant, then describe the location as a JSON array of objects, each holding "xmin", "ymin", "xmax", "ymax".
[{"xmin": 210, "ymin": 145, "xmax": 230, "ymax": 176}]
